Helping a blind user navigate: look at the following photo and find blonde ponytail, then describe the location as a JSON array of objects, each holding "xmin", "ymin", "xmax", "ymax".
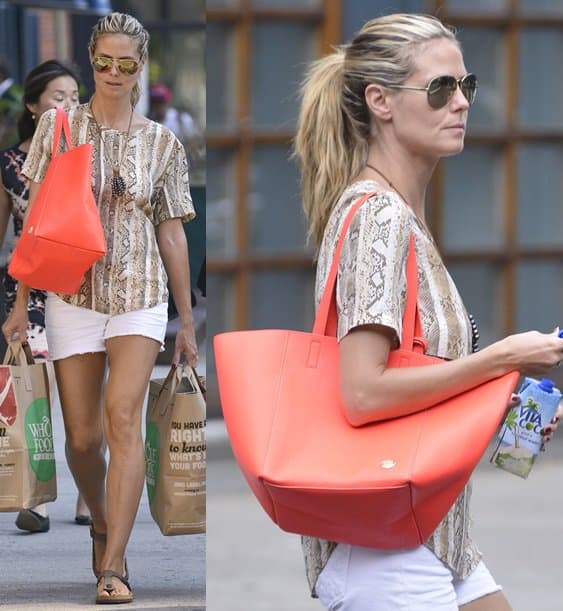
[{"xmin": 294, "ymin": 48, "xmax": 367, "ymax": 249}]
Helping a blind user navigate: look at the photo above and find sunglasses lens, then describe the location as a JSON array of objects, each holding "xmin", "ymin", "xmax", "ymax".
[
  {"xmin": 118, "ymin": 60, "xmax": 139, "ymax": 75},
  {"xmin": 92, "ymin": 57, "xmax": 139, "ymax": 75},
  {"xmin": 92, "ymin": 57, "xmax": 112, "ymax": 72},
  {"xmin": 460, "ymin": 74, "xmax": 477, "ymax": 105},
  {"xmin": 427, "ymin": 76, "xmax": 457, "ymax": 109}
]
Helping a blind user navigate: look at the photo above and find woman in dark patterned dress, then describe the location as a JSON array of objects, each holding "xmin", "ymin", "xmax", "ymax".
[{"xmin": 0, "ymin": 59, "xmax": 91, "ymax": 533}]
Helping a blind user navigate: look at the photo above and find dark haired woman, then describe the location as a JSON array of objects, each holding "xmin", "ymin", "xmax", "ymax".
[{"xmin": 0, "ymin": 59, "xmax": 91, "ymax": 533}]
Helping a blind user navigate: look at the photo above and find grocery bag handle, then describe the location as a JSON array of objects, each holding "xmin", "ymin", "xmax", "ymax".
[
  {"xmin": 155, "ymin": 365, "xmax": 201, "ymax": 417},
  {"xmin": 3, "ymin": 341, "xmax": 35, "ymax": 366},
  {"xmin": 191, "ymin": 368, "xmax": 206, "ymax": 402},
  {"xmin": 2, "ymin": 341, "xmax": 36, "ymax": 393}
]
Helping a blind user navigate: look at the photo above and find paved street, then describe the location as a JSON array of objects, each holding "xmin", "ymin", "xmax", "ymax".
[
  {"xmin": 0, "ymin": 304, "xmax": 207, "ymax": 611},
  {"xmin": 207, "ymin": 418, "xmax": 563, "ymax": 611}
]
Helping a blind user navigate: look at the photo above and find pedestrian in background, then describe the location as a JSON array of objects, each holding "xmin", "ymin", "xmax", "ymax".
[
  {"xmin": 294, "ymin": 13, "xmax": 563, "ymax": 610},
  {"xmin": 0, "ymin": 59, "xmax": 91, "ymax": 534},
  {"xmin": 149, "ymin": 82, "xmax": 204, "ymax": 174},
  {"xmin": 2, "ymin": 12, "xmax": 197, "ymax": 605}
]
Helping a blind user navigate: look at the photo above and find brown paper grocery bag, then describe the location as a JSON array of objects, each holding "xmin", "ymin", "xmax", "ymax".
[
  {"xmin": 0, "ymin": 341, "xmax": 55, "ymax": 511},
  {"xmin": 145, "ymin": 365, "xmax": 206, "ymax": 535}
]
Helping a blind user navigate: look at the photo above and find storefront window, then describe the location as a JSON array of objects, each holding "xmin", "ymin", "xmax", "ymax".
[{"xmin": 149, "ymin": 28, "xmax": 206, "ymax": 184}]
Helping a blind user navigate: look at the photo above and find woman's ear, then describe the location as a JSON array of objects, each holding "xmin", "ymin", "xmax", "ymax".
[
  {"xmin": 365, "ymin": 83, "xmax": 393, "ymax": 121},
  {"xmin": 25, "ymin": 102, "xmax": 38, "ymax": 117}
]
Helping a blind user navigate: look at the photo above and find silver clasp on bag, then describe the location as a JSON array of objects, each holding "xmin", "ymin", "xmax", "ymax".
[{"xmin": 380, "ymin": 459, "xmax": 396, "ymax": 469}]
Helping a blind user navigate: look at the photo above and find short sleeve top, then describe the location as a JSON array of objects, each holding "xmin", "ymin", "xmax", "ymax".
[
  {"xmin": 302, "ymin": 180, "xmax": 481, "ymax": 596},
  {"xmin": 22, "ymin": 104, "xmax": 195, "ymax": 315}
]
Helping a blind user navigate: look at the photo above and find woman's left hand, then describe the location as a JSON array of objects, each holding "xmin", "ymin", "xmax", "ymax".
[
  {"xmin": 173, "ymin": 319, "xmax": 198, "ymax": 367},
  {"xmin": 541, "ymin": 402, "xmax": 563, "ymax": 450}
]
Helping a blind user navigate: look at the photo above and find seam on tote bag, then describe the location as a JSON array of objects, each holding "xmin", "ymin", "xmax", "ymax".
[
  {"xmin": 262, "ymin": 330, "xmax": 291, "ymax": 480},
  {"xmin": 408, "ymin": 408, "xmax": 426, "ymax": 544}
]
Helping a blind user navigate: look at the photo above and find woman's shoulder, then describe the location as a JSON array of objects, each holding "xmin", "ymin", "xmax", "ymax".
[
  {"xmin": 35, "ymin": 107, "xmax": 58, "ymax": 133},
  {"xmin": 332, "ymin": 179, "xmax": 412, "ymax": 231},
  {"xmin": 69, "ymin": 103, "xmax": 96, "ymax": 127},
  {"xmin": 134, "ymin": 118, "xmax": 184, "ymax": 152},
  {"xmin": 148, "ymin": 119, "xmax": 184, "ymax": 147},
  {"xmin": 70, "ymin": 102, "xmax": 89, "ymax": 117},
  {"xmin": 318, "ymin": 179, "xmax": 415, "ymax": 263}
]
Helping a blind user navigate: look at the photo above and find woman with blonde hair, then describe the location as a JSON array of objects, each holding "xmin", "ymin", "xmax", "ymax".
[
  {"xmin": 294, "ymin": 13, "xmax": 563, "ymax": 610},
  {"xmin": 2, "ymin": 12, "xmax": 196, "ymax": 604}
]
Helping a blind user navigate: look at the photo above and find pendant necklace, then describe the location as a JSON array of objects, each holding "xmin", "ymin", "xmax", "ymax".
[
  {"xmin": 89, "ymin": 99, "xmax": 134, "ymax": 198},
  {"xmin": 365, "ymin": 162, "xmax": 433, "ymax": 240}
]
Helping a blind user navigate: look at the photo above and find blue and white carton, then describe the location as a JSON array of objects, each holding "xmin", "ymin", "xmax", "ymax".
[{"xmin": 491, "ymin": 377, "xmax": 561, "ymax": 478}]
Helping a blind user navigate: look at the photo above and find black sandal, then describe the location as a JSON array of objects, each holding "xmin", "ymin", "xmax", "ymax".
[{"xmin": 95, "ymin": 570, "xmax": 133, "ymax": 604}]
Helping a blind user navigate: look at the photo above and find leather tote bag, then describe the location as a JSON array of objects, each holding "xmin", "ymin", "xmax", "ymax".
[
  {"xmin": 8, "ymin": 108, "xmax": 106, "ymax": 294},
  {"xmin": 214, "ymin": 191, "xmax": 519, "ymax": 549}
]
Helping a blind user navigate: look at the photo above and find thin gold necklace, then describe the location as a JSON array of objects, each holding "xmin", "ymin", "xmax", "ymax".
[
  {"xmin": 89, "ymin": 98, "xmax": 134, "ymax": 198},
  {"xmin": 365, "ymin": 162, "xmax": 433, "ymax": 238},
  {"xmin": 365, "ymin": 162, "xmax": 410, "ymax": 207}
]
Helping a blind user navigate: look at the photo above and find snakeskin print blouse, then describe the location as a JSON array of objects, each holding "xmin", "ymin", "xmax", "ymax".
[
  {"xmin": 22, "ymin": 104, "xmax": 194, "ymax": 314},
  {"xmin": 302, "ymin": 180, "xmax": 481, "ymax": 596}
]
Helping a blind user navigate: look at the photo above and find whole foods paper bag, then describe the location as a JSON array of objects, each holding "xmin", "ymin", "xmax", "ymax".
[
  {"xmin": 145, "ymin": 365, "xmax": 206, "ymax": 535},
  {"xmin": 0, "ymin": 342, "xmax": 55, "ymax": 511}
]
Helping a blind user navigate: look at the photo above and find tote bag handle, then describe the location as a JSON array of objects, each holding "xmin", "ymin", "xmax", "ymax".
[
  {"xmin": 51, "ymin": 108, "xmax": 73, "ymax": 159},
  {"xmin": 312, "ymin": 191, "xmax": 423, "ymax": 352}
]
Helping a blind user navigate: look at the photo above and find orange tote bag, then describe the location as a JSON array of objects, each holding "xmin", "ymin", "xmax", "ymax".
[
  {"xmin": 214, "ymin": 191, "xmax": 519, "ymax": 549},
  {"xmin": 8, "ymin": 108, "xmax": 106, "ymax": 294}
]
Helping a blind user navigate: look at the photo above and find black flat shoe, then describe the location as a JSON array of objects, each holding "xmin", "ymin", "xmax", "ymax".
[
  {"xmin": 15, "ymin": 509, "xmax": 50, "ymax": 533},
  {"xmin": 75, "ymin": 514, "xmax": 92, "ymax": 526}
]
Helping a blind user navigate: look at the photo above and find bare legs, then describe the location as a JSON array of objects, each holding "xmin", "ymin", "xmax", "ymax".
[
  {"xmin": 55, "ymin": 352, "xmax": 107, "ymax": 531},
  {"xmin": 101, "ymin": 335, "xmax": 160, "ymax": 592},
  {"xmin": 53, "ymin": 336, "xmax": 160, "ymax": 600}
]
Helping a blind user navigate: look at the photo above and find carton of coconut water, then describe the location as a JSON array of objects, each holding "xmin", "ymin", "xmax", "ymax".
[{"xmin": 491, "ymin": 377, "xmax": 561, "ymax": 478}]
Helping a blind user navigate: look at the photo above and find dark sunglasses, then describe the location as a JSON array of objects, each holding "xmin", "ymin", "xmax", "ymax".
[
  {"xmin": 387, "ymin": 73, "xmax": 478, "ymax": 109},
  {"xmin": 91, "ymin": 56, "xmax": 140, "ymax": 76}
]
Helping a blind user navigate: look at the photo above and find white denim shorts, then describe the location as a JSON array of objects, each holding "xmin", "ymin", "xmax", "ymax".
[
  {"xmin": 44, "ymin": 293, "xmax": 168, "ymax": 361},
  {"xmin": 315, "ymin": 544, "xmax": 501, "ymax": 611}
]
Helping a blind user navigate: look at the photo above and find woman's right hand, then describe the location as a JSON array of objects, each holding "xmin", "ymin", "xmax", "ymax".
[
  {"xmin": 494, "ymin": 329, "xmax": 563, "ymax": 377},
  {"xmin": 2, "ymin": 305, "xmax": 29, "ymax": 344}
]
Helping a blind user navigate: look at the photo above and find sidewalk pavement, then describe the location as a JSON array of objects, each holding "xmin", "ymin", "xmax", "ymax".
[
  {"xmin": 207, "ymin": 418, "xmax": 563, "ymax": 611},
  {"xmin": 0, "ymin": 308, "xmax": 207, "ymax": 611}
]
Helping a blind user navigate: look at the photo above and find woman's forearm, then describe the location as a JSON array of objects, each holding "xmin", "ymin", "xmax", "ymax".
[
  {"xmin": 15, "ymin": 282, "xmax": 30, "ymax": 307},
  {"xmin": 157, "ymin": 219, "xmax": 193, "ymax": 324},
  {"xmin": 340, "ymin": 328, "xmax": 563, "ymax": 426},
  {"xmin": 344, "ymin": 347, "xmax": 508, "ymax": 426}
]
